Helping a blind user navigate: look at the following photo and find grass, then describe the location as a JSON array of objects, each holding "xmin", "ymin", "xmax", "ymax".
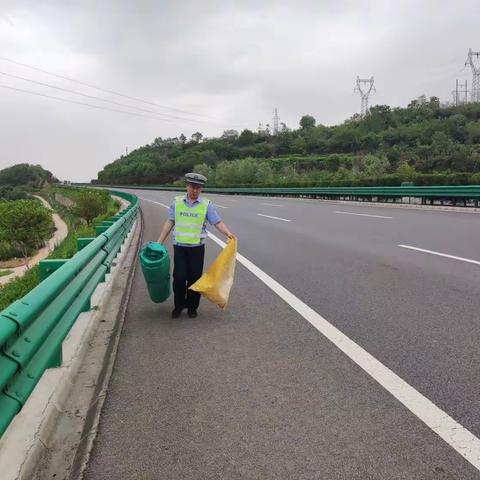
[
  {"xmin": 0, "ymin": 266, "xmax": 40, "ymax": 311},
  {"xmin": 0, "ymin": 187, "xmax": 121, "ymax": 311},
  {"xmin": 0, "ymin": 269, "xmax": 13, "ymax": 277}
]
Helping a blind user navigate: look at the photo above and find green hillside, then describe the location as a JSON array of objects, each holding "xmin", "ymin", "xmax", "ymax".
[
  {"xmin": 96, "ymin": 96, "xmax": 480, "ymax": 187},
  {"xmin": 0, "ymin": 163, "xmax": 57, "ymax": 200}
]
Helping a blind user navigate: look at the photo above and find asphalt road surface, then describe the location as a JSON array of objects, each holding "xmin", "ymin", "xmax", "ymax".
[{"xmin": 84, "ymin": 190, "xmax": 480, "ymax": 479}]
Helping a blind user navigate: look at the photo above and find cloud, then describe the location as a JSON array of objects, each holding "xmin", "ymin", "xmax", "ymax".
[{"xmin": 0, "ymin": 0, "xmax": 478, "ymax": 180}]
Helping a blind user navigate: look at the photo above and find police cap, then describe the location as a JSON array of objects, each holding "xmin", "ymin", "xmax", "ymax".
[{"xmin": 185, "ymin": 172, "xmax": 207, "ymax": 185}]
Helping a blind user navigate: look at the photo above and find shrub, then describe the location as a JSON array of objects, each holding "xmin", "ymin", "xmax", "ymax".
[
  {"xmin": 72, "ymin": 190, "xmax": 111, "ymax": 224},
  {"xmin": 0, "ymin": 200, "xmax": 54, "ymax": 263}
]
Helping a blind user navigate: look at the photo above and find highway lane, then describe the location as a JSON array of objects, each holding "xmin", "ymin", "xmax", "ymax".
[
  {"xmin": 135, "ymin": 190, "xmax": 480, "ymax": 440},
  {"xmin": 85, "ymin": 190, "xmax": 480, "ymax": 479},
  {"xmin": 207, "ymin": 192, "xmax": 480, "ymax": 432}
]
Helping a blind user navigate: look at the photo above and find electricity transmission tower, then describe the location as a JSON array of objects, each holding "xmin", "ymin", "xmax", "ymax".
[
  {"xmin": 272, "ymin": 108, "xmax": 279, "ymax": 135},
  {"xmin": 354, "ymin": 76, "xmax": 376, "ymax": 116},
  {"xmin": 465, "ymin": 48, "xmax": 480, "ymax": 103},
  {"xmin": 452, "ymin": 79, "xmax": 468, "ymax": 106}
]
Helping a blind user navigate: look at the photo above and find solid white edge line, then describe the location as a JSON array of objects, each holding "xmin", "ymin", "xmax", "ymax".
[
  {"xmin": 398, "ymin": 245, "xmax": 480, "ymax": 266},
  {"xmin": 215, "ymin": 205, "xmax": 229, "ymax": 209},
  {"xmin": 335, "ymin": 211, "xmax": 393, "ymax": 219},
  {"xmin": 143, "ymin": 196, "xmax": 480, "ymax": 471},
  {"xmin": 261, "ymin": 203, "xmax": 284, "ymax": 207},
  {"xmin": 257, "ymin": 213, "xmax": 291, "ymax": 222}
]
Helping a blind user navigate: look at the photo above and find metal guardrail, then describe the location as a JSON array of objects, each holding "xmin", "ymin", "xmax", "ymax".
[
  {"xmin": 0, "ymin": 190, "xmax": 138, "ymax": 436},
  {"xmin": 87, "ymin": 184, "xmax": 480, "ymax": 207}
]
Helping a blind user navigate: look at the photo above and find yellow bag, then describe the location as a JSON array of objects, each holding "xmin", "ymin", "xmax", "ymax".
[{"xmin": 189, "ymin": 238, "xmax": 237, "ymax": 310}]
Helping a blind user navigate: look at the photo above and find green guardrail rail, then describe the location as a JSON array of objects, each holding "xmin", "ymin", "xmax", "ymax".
[
  {"xmin": 81, "ymin": 184, "xmax": 480, "ymax": 207},
  {"xmin": 0, "ymin": 190, "xmax": 138, "ymax": 437}
]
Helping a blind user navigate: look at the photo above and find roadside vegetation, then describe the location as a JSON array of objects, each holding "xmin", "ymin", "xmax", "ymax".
[
  {"xmin": 0, "ymin": 163, "xmax": 57, "ymax": 200},
  {"xmin": 96, "ymin": 97, "xmax": 480, "ymax": 187},
  {"xmin": 43, "ymin": 186, "xmax": 119, "ymax": 259},
  {"xmin": 0, "ymin": 185, "xmax": 119, "ymax": 311},
  {"xmin": 0, "ymin": 199, "xmax": 54, "ymax": 263}
]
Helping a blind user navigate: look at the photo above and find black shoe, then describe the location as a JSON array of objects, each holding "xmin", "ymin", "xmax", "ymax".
[
  {"xmin": 171, "ymin": 308, "xmax": 183, "ymax": 318},
  {"xmin": 188, "ymin": 309, "xmax": 198, "ymax": 318}
]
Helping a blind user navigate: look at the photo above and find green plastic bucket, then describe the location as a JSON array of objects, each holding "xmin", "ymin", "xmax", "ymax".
[{"xmin": 139, "ymin": 242, "xmax": 171, "ymax": 303}]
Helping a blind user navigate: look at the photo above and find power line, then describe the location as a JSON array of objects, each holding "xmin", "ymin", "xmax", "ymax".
[
  {"xmin": 0, "ymin": 70, "xmax": 200, "ymax": 123},
  {"xmin": 0, "ymin": 84, "xmax": 174, "ymax": 121},
  {"xmin": 0, "ymin": 55, "xmax": 213, "ymax": 119}
]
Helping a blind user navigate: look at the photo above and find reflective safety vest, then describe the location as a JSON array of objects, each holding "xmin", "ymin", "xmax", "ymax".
[{"xmin": 174, "ymin": 195, "xmax": 210, "ymax": 245}]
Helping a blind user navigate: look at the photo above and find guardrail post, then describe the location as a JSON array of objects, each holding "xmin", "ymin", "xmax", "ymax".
[
  {"xmin": 95, "ymin": 225, "xmax": 110, "ymax": 236},
  {"xmin": 77, "ymin": 237, "xmax": 95, "ymax": 251},
  {"xmin": 47, "ymin": 347, "xmax": 62, "ymax": 369},
  {"xmin": 82, "ymin": 296, "xmax": 91, "ymax": 312},
  {"xmin": 39, "ymin": 259, "xmax": 68, "ymax": 282}
]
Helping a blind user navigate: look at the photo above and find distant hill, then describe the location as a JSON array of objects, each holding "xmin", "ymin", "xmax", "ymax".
[
  {"xmin": 0, "ymin": 163, "xmax": 57, "ymax": 188},
  {"xmin": 96, "ymin": 96, "xmax": 480, "ymax": 187}
]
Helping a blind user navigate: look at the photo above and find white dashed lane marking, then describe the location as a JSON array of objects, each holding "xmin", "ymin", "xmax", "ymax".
[
  {"xmin": 335, "ymin": 211, "xmax": 393, "ymax": 219},
  {"xmin": 399, "ymin": 245, "xmax": 480, "ymax": 266},
  {"xmin": 257, "ymin": 213, "xmax": 291, "ymax": 222}
]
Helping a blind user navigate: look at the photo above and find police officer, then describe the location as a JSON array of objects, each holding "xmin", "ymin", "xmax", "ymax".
[{"xmin": 157, "ymin": 173, "xmax": 236, "ymax": 318}]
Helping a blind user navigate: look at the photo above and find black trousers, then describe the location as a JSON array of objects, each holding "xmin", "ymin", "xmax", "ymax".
[{"xmin": 173, "ymin": 245, "xmax": 205, "ymax": 310}]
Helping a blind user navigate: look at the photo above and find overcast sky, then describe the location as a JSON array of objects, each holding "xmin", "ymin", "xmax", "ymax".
[{"xmin": 0, "ymin": 0, "xmax": 479, "ymax": 181}]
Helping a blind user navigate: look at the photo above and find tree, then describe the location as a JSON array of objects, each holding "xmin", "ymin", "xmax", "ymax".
[
  {"xmin": 292, "ymin": 136, "xmax": 308, "ymax": 154},
  {"xmin": 191, "ymin": 132, "xmax": 203, "ymax": 143},
  {"xmin": 396, "ymin": 163, "xmax": 416, "ymax": 182},
  {"xmin": 431, "ymin": 131, "xmax": 454, "ymax": 157},
  {"xmin": 0, "ymin": 186, "xmax": 29, "ymax": 201},
  {"xmin": 179, "ymin": 133, "xmax": 187, "ymax": 144},
  {"xmin": 221, "ymin": 129, "xmax": 239, "ymax": 140},
  {"xmin": 152, "ymin": 137, "xmax": 163, "ymax": 148},
  {"xmin": 303, "ymin": 125, "xmax": 328, "ymax": 153},
  {"xmin": 300, "ymin": 115, "xmax": 316, "ymax": 130},
  {"xmin": 73, "ymin": 190, "xmax": 110, "ymax": 225},
  {"xmin": 324, "ymin": 154, "xmax": 341, "ymax": 172},
  {"xmin": 238, "ymin": 129, "xmax": 256, "ymax": 146},
  {"xmin": 362, "ymin": 154, "xmax": 389, "ymax": 177},
  {"xmin": 466, "ymin": 122, "xmax": 480, "ymax": 144},
  {"xmin": 408, "ymin": 95, "xmax": 428, "ymax": 108},
  {"xmin": 329, "ymin": 127, "xmax": 360, "ymax": 152},
  {"xmin": 197, "ymin": 150, "xmax": 218, "ymax": 166},
  {"xmin": 214, "ymin": 158, "xmax": 273, "ymax": 185},
  {"xmin": 362, "ymin": 105, "xmax": 394, "ymax": 132},
  {"xmin": 276, "ymin": 131, "xmax": 296, "ymax": 154},
  {"xmin": 193, "ymin": 163, "xmax": 215, "ymax": 184},
  {"xmin": 0, "ymin": 199, "xmax": 54, "ymax": 265},
  {"xmin": 445, "ymin": 114, "xmax": 467, "ymax": 142}
]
